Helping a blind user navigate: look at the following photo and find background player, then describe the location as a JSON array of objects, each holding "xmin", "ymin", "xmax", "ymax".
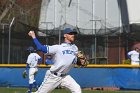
[
  {"xmin": 24, "ymin": 46, "xmax": 42, "ymax": 93},
  {"xmin": 127, "ymin": 47, "xmax": 140, "ymax": 65},
  {"xmin": 45, "ymin": 54, "xmax": 54, "ymax": 65},
  {"xmin": 28, "ymin": 28, "xmax": 82, "ymax": 93}
]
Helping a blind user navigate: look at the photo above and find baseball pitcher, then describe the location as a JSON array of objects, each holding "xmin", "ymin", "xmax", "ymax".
[{"xmin": 28, "ymin": 28, "xmax": 82, "ymax": 93}]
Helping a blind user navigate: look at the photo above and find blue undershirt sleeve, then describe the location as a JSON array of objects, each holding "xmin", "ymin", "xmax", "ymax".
[
  {"xmin": 26, "ymin": 64, "xmax": 29, "ymax": 71},
  {"xmin": 127, "ymin": 54, "xmax": 131, "ymax": 59},
  {"xmin": 38, "ymin": 58, "xmax": 42, "ymax": 64},
  {"xmin": 33, "ymin": 38, "xmax": 47, "ymax": 53}
]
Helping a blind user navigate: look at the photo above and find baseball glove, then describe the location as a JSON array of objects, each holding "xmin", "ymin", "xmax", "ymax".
[
  {"xmin": 77, "ymin": 51, "xmax": 89, "ymax": 67},
  {"xmin": 22, "ymin": 70, "xmax": 27, "ymax": 79}
]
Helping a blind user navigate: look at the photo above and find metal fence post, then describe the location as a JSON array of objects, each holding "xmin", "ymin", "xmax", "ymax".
[{"xmin": 8, "ymin": 17, "xmax": 15, "ymax": 64}]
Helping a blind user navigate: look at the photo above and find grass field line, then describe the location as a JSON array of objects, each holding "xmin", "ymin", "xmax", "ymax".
[{"xmin": 0, "ymin": 87, "xmax": 140, "ymax": 93}]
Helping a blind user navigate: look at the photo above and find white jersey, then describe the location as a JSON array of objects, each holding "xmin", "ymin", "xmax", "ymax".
[
  {"xmin": 26, "ymin": 53, "xmax": 41, "ymax": 68},
  {"xmin": 128, "ymin": 50, "xmax": 140, "ymax": 62},
  {"xmin": 46, "ymin": 43, "xmax": 78, "ymax": 74}
]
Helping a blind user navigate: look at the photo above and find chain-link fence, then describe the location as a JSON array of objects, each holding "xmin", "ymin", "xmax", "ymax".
[{"xmin": 0, "ymin": 23, "xmax": 128, "ymax": 64}]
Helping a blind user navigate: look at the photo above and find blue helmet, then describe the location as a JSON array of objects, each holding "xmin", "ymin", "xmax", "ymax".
[
  {"xmin": 64, "ymin": 28, "xmax": 77, "ymax": 34},
  {"xmin": 27, "ymin": 46, "xmax": 34, "ymax": 52}
]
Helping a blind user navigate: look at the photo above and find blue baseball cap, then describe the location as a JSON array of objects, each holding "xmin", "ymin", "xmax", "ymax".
[
  {"xmin": 64, "ymin": 28, "xmax": 77, "ymax": 34},
  {"xmin": 27, "ymin": 46, "xmax": 34, "ymax": 52}
]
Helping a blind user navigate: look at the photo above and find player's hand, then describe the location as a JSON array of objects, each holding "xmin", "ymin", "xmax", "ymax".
[{"xmin": 28, "ymin": 31, "xmax": 36, "ymax": 38}]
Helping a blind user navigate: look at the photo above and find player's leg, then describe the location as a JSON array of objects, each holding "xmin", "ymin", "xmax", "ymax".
[
  {"xmin": 28, "ymin": 68, "xmax": 36, "ymax": 93},
  {"xmin": 34, "ymin": 70, "xmax": 62, "ymax": 93},
  {"xmin": 33, "ymin": 81, "xmax": 39, "ymax": 91},
  {"xmin": 60, "ymin": 75, "xmax": 82, "ymax": 93},
  {"xmin": 33, "ymin": 68, "xmax": 39, "ymax": 90}
]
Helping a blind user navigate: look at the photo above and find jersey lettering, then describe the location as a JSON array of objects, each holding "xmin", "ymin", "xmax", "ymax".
[{"xmin": 62, "ymin": 50, "xmax": 75, "ymax": 55}]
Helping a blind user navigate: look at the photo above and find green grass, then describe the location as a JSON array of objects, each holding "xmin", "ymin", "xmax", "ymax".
[{"xmin": 0, "ymin": 87, "xmax": 140, "ymax": 93}]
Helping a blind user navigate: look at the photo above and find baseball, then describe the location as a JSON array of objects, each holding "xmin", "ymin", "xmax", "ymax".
[
  {"xmin": 28, "ymin": 31, "xmax": 34, "ymax": 37},
  {"xmin": 29, "ymin": 31, "xmax": 33, "ymax": 34}
]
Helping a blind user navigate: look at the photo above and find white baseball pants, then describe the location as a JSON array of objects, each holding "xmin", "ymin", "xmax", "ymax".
[
  {"xmin": 29, "ymin": 68, "xmax": 38, "ymax": 84},
  {"xmin": 34, "ymin": 70, "xmax": 81, "ymax": 93}
]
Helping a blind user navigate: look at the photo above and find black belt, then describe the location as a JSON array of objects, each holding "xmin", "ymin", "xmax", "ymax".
[{"xmin": 52, "ymin": 72, "xmax": 66, "ymax": 77}]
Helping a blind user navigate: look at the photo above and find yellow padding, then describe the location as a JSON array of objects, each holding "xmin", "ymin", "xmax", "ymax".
[
  {"xmin": 0, "ymin": 64, "xmax": 140, "ymax": 68},
  {"xmin": 0, "ymin": 64, "xmax": 50, "ymax": 68},
  {"xmin": 86, "ymin": 64, "xmax": 140, "ymax": 68}
]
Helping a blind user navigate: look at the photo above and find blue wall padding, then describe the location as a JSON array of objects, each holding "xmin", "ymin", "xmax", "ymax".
[{"xmin": 0, "ymin": 67, "xmax": 140, "ymax": 89}]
